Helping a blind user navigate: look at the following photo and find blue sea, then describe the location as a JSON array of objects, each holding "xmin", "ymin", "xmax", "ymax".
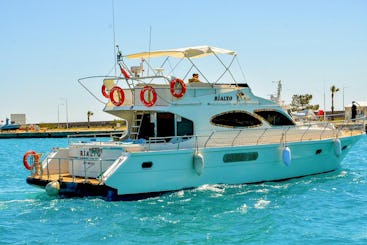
[{"xmin": 1, "ymin": 137, "xmax": 367, "ymax": 244}]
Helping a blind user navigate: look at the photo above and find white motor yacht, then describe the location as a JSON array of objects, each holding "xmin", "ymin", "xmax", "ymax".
[{"xmin": 24, "ymin": 46, "xmax": 365, "ymax": 200}]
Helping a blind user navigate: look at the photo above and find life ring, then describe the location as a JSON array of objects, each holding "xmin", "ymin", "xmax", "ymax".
[
  {"xmin": 170, "ymin": 78, "xmax": 186, "ymax": 98},
  {"xmin": 23, "ymin": 150, "xmax": 40, "ymax": 170},
  {"xmin": 101, "ymin": 84, "xmax": 109, "ymax": 98},
  {"xmin": 140, "ymin": 85, "xmax": 157, "ymax": 107},
  {"xmin": 109, "ymin": 86, "xmax": 125, "ymax": 106}
]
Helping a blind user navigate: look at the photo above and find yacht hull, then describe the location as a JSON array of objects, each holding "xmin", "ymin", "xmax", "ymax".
[{"xmin": 105, "ymin": 136, "xmax": 360, "ymax": 196}]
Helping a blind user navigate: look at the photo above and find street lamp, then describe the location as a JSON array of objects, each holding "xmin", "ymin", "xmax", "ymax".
[
  {"xmin": 57, "ymin": 103, "xmax": 61, "ymax": 128},
  {"xmin": 343, "ymin": 86, "xmax": 348, "ymax": 110},
  {"xmin": 60, "ymin": 98, "xmax": 69, "ymax": 129}
]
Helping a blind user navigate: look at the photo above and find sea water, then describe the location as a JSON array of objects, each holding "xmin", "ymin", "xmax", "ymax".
[{"xmin": 0, "ymin": 137, "xmax": 367, "ymax": 244}]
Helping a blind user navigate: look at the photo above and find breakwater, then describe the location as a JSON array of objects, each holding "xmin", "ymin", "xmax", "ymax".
[{"xmin": 0, "ymin": 129, "xmax": 124, "ymax": 139}]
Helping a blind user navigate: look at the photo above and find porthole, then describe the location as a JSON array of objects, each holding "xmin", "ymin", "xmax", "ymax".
[
  {"xmin": 315, "ymin": 149, "xmax": 322, "ymax": 155},
  {"xmin": 342, "ymin": 145, "xmax": 348, "ymax": 150},
  {"xmin": 142, "ymin": 161, "xmax": 153, "ymax": 169}
]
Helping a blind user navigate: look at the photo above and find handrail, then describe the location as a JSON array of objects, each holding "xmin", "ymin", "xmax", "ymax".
[
  {"xmin": 43, "ymin": 155, "xmax": 117, "ymax": 183},
  {"xmin": 300, "ymin": 124, "xmax": 312, "ymax": 142},
  {"xmin": 283, "ymin": 126, "xmax": 291, "ymax": 144},
  {"xmin": 256, "ymin": 128, "xmax": 268, "ymax": 144},
  {"xmin": 136, "ymin": 119, "xmax": 365, "ymax": 151},
  {"xmin": 231, "ymin": 130, "xmax": 242, "ymax": 146},
  {"xmin": 204, "ymin": 131, "xmax": 215, "ymax": 148},
  {"xmin": 67, "ymin": 131, "xmax": 126, "ymax": 144},
  {"xmin": 320, "ymin": 122, "xmax": 333, "ymax": 140}
]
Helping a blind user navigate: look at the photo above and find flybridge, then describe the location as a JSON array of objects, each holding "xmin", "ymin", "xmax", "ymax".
[
  {"xmin": 78, "ymin": 45, "xmax": 248, "ymax": 108},
  {"xmin": 116, "ymin": 45, "xmax": 242, "ymax": 85}
]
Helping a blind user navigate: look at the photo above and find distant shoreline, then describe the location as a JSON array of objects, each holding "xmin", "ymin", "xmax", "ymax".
[{"xmin": 0, "ymin": 120, "xmax": 126, "ymax": 138}]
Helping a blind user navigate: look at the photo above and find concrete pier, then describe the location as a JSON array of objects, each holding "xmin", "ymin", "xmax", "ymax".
[{"xmin": 0, "ymin": 129, "xmax": 125, "ymax": 139}]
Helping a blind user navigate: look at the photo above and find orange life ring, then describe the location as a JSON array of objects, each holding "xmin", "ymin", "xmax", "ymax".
[
  {"xmin": 140, "ymin": 85, "xmax": 157, "ymax": 107},
  {"xmin": 101, "ymin": 84, "xmax": 109, "ymax": 98},
  {"xmin": 170, "ymin": 78, "xmax": 186, "ymax": 98},
  {"xmin": 23, "ymin": 150, "xmax": 40, "ymax": 170},
  {"xmin": 109, "ymin": 86, "xmax": 125, "ymax": 106}
]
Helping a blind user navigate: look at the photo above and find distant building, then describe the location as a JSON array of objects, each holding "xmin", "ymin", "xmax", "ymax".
[{"xmin": 10, "ymin": 114, "xmax": 26, "ymax": 125}]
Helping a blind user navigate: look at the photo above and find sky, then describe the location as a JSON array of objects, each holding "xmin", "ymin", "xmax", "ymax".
[{"xmin": 1, "ymin": 0, "xmax": 366, "ymax": 124}]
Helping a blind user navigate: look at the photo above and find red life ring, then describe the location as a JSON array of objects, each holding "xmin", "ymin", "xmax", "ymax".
[
  {"xmin": 110, "ymin": 86, "xmax": 125, "ymax": 106},
  {"xmin": 23, "ymin": 150, "xmax": 40, "ymax": 170},
  {"xmin": 140, "ymin": 85, "xmax": 157, "ymax": 107},
  {"xmin": 170, "ymin": 78, "xmax": 186, "ymax": 98},
  {"xmin": 101, "ymin": 84, "xmax": 109, "ymax": 98}
]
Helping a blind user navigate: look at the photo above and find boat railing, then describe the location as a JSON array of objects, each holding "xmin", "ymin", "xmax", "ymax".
[
  {"xmin": 41, "ymin": 154, "xmax": 118, "ymax": 184},
  {"xmin": 134, "ymin": 118, "xmax": 365, "ymax": 151},
  {"xmin": 201, "ymin": 119, "xmax": 364, "ymax": 149},
  {"xmin": 67, "ymin": 131, "xmax": 126, "ymax": 145},
  {"xmin": 334, "ymin": 116, "xmax": 366, "ymax": 136},
  {"xmin": 146, "ymin": 136, "xmax": 194, "ymax": 150}
]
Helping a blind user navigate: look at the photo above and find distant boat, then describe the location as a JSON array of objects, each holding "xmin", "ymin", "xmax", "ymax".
[{"xmin": 0, "ymin": 118, "xmax": 21, "ymax": 131}]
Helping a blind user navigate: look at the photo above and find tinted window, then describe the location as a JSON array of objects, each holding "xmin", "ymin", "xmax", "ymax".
[
  {"xmin": 211, "ymin": 111, "xmax": 262, "ymax": 128},
  {"xmin": 223, "ymin": 152, "xmax": 258, "ymax": 162},
  {"xmin": 177, "ymin": 117, "xmax": 193, "ymax": 136},
  {"xmin": 254, "ymin": 110, "xmax": 295, "ymax": 126}
]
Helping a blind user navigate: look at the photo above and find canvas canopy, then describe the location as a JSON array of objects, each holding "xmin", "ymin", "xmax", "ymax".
[{"xmin": 125, "ymin": 46, "xmax": 237, "ymax": 59}]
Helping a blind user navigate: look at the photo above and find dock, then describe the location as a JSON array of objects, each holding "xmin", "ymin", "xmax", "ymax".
[{"xmin": 0, "ymin": 129, "xmax": 125, "ymax": 139}]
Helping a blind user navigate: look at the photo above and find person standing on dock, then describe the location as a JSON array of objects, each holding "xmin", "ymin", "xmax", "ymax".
[{"xmin": 351, "ymin": 101, "xmax": 357, "ymax": 120}]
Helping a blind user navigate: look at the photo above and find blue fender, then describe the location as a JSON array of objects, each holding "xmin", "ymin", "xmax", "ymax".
[{"xmin": 282, "ymin": 146, "xmax": 291, "ymax": 166}]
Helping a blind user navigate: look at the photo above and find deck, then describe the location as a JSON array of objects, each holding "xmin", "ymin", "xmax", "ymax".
[{"xmin": 30, "ymin": 173, "xmax": 101, "ymax": 186}]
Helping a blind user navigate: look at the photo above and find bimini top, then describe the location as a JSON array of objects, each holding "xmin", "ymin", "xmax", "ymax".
[{"xmin": 125, "ymin": 45, "xmax": 237, "ymax": 59}]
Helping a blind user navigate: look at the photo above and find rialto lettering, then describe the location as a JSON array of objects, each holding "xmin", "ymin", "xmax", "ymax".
[
  {"xmin": 80, "ymin": 148, "xmax": 102, "ymax": 157},
  {"xmin": 214, "ymin": 95, "xmax": 233, "ymax": 101}
]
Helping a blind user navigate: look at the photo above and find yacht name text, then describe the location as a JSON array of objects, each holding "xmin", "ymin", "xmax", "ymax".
[{"xmin": 214, "ymin": 95, "xmax": 233, "ymax": 101}]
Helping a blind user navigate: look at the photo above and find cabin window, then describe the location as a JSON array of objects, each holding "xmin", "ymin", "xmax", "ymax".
[
  {"xmin": 223, "ymin": 152, "xmax": 258, "ymax": 163},
  {"xmin": 138, "ymin": 112, "xmax": 193, "ymax": 141},
  {"xmin": 211, "ymin": 111, "xmax": 262, "ymax": 128},
  {"xmin": 254, "ymin": 110, "xmax": 295, "ymax": 126},
  {"xmin": 177, "ymin": 117, "xmax": 194, "ymax": 136}
]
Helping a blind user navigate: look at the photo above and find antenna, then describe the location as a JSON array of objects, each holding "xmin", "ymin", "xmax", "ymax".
[
  {"xmin": 147, "ymin": 25, "xmax": 152, "ymax": 76},
  {"xmin": 323, "ymin": 81, "xmax": 326, "ymax": 120},
  {"xmin": 271, "ymin": 80, "xmax": 282, "ymax": 104},
  {"xmin": 112, "ymin": 0, "xmax": 117, "ymax": 76}
]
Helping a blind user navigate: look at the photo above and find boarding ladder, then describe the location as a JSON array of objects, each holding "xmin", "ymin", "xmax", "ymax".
[{"xmin": 130, "ymin": 111, "xmax": 144, "ymax": 140}]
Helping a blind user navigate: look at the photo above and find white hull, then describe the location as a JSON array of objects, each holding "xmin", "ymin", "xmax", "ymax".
[{"xmin": 102, "ymin": 135, "xmax": 360, "ymax": 195}]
